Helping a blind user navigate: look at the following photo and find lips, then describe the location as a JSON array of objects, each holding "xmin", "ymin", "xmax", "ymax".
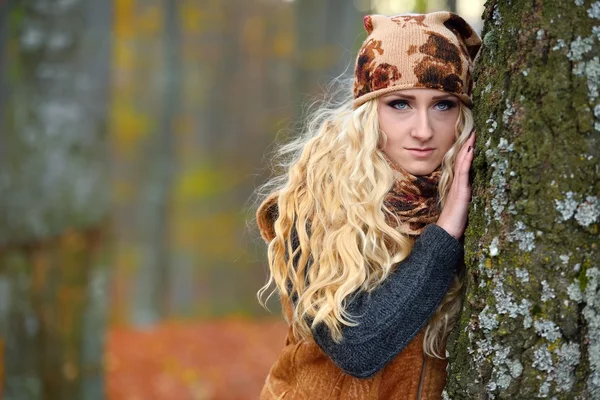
[{"xmin": 406, "ymin": 148, "xmax": 434, "ymax": 158}]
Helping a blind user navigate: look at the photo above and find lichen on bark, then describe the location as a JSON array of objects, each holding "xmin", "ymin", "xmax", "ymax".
[{"xmin": 446, "ymin": 0, "xmax": 599, "ymax": 398}]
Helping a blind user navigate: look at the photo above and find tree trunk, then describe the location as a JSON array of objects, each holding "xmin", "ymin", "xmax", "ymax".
[
  {"xmin": 130, "ymin": 0, "xmax": 179, "ymax": 326},
  {"xmin": 294, "ymin": 0, "xmax": 361, "ymax": 120},
  {"xmin": 447, "ymin": 0, "xmax": 457, "ymax": 13},
  {"xmin": 446, "ymin": 0, "xmax": 599, "ymax": 398},
  {"xmin": 0, "ymin": 1, "xmax": 112, "ymax": 398}
]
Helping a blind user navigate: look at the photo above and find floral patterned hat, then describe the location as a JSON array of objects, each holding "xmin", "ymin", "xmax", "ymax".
[{"xmin": 352, "ymin": 12, "xmax": 482, "ymax": 109}]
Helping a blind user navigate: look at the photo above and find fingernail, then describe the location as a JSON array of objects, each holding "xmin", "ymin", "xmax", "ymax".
[{"xmin": 468, "ymin": 146, "xmax": 472, "ymax": 152}]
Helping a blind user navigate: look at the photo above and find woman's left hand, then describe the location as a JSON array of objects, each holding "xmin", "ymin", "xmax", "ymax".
[{"xmin": 435, "ymin": 131, "xmax": 476, "ymax": 239}]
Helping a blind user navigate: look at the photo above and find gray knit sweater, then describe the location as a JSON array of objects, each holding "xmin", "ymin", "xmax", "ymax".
[{"xmin": 289, "ymin": 223, "xmax": 463, "ymax": 379}]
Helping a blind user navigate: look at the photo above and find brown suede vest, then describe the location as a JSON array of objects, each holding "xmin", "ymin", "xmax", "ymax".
[
  {"xmin": 259, "ymin": 297, "xmax": 448, "ymax": 400},
  {"xmin": 257, "ymin": 192, "xmax": 448, "ymax": 399}
]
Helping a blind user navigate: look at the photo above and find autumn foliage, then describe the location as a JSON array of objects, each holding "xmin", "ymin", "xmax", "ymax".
[{"xmin": 107, "ymin": 318, "xmax": 286, "ymax": 399}]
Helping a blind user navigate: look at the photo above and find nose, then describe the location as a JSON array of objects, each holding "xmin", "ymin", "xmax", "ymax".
[{"xmin": 410, "ymin": 109, "xmax": 434, "ymax": 141}]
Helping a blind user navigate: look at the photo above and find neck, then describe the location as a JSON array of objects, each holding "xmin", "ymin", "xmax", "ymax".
[{"xmin": 382, "ymin": 152, "xmax": 442, "ymax": 180}]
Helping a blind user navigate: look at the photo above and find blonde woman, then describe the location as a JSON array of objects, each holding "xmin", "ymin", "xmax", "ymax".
[{"xmin": 254, "ymin": 11, "xmax": 481, "ymax": 399}]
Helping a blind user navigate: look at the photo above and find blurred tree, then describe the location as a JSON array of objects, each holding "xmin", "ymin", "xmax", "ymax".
[
  {"xmin": 447, "ymin": 0, "xmax": 456, "ymax": 13},
  {"xmin": 108, "ymin": 0, "xmax": 373, "ymax": 323},
  {"xmin": 129, "ymin": 0, "xmax": 180, "ymax": 326},
  {"xmin": 0, "ymin": 0, "xmax": 112, "ymax": 399},
  {"xmin": 109, "ymin": 0, "xmax": 169, "ymax": 325},
  {"xmin": 414, "ymin": 0, "xmax": 428, "ymax": 13},
  {"xmin": 446, "ymin": 0, "xmax": 599, "ymax": 398},
  {"xmin": 293, "ymin": 0, "xmax": 362, "ymax": 120}
]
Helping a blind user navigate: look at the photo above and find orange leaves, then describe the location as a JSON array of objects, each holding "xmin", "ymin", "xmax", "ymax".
[
  {"xmin": 107, "ymin": 318, "xmax": 287, "ymax": 399},
  {"xmin": 114, "ymin": 1, "xmax": 162, "ymax": 38},
  {"xmin": 113, "ymin": 0, "xmax": 136, "ymax": 38}
]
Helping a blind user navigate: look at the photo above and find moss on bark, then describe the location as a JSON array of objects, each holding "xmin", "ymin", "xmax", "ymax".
[{"xmin": 446, "ymin": 0, "xmax": 599, "ymax": 398}]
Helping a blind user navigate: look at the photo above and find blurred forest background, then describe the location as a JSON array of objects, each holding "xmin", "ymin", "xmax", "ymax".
[{"xmin": 0, "ymin": 0, "xmax": 484, "ymax": 399}]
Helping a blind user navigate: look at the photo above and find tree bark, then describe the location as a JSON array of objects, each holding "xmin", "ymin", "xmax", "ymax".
[
  {"xmin": 446, "ymin": 0, "xmax": 599, "ymax": 398},
  {"xmin": 0, "ymin": 1, "xmax": 111, "ymax": 398},
  {"xmin": 130, "ymin": 0, "xmax": 179, "ymax": 326}
]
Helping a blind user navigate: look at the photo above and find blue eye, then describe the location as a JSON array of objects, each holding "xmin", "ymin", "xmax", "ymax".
[
  {"xmin": 435, "ymin": 100, "xmax": 456, "ymax": 111},
  {"xmin": 389, "ymin": 100, "xmax": 409, "ymax": 110},
  {"xmin": 387, "ymin": 99, "xmax": 457, "ymax": 111}
]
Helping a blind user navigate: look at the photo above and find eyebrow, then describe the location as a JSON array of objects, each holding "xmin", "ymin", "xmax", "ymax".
[{"xmin": 384, "ymin": 94, "xmax": 456, "ymax": 100}]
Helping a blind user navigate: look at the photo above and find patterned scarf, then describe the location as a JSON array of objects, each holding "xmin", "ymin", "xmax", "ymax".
[
  {"xmin": 256, "ymin": 156, "xmax": 443, "ymax": 243},
  {"xmin": 382, "ymin": 153, "xmax": 442, "ymax": 236}
]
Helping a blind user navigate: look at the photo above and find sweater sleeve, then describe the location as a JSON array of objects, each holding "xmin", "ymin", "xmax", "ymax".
[{"xmin": 289, "ymin": 223, "xmax": 463, "ymax": 379}]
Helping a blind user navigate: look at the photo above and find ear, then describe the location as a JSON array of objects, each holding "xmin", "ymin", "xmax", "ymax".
[{"xmin": 363, "ymin": 15, "xmax": 374, "ymax": 34}]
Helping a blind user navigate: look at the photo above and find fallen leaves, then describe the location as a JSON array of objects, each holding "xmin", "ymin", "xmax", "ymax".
[{"xmin": 107, "ymin": 317, "xmax": 287, "ymax": 399}]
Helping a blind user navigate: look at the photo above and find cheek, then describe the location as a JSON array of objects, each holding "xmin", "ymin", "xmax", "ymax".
[
  {"xmin": 439, "ymin": 131, "xmax": 456, "ymax": 153},
  {"xmin": 378, "ymin": 110, "xmax": 393, "ymax": 145},
  {"xmin": 432, "ymin": 119, "xmax": 457, "ymax": 152},
  {"xmin": 378, "ymin": 109, "xmax": 391, "ymax": 133},
  {"xmin": 378, "ymin": 109, "xmax": 404, "ymax": 143}
]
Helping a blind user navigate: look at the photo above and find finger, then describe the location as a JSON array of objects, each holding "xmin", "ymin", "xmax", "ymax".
[
  {"xmin": 461, "ymin": 144, "xmax": 475, "ymax": 178},
  {"xmin": 454, "ymin": 132, "xmax": 476, "ymax": 186},
  {"xmin": 460, "ymin": 136, "xmax": 476, "ymax": 186},
  {"xmin": 459, "ymin": 139, "xmax": 475, "ymax": 177},
  {"xmin": 461, "ymin": 131, "xmax": 476, "ymax": 161},
  {"xmin": 466, "ymin": 131, "xmax": 476, "ymax": 167},
  {"xmin": 454, "ymin": 139, "xmax": 469, "ymax": 175},
  {"xmin": 469, "ymin": 130, "xmax": 476, "ymax": 148},
  {"xmin": 454, "ymin": 132, "xmax": 474, "ymax": 176},
  {"xmin": 463, "ymin": 133, "xmax": 476, "ymax": 167},
  {"xmin": 457, "ymin": 131, "xmax": 475, "ymax": 165}
]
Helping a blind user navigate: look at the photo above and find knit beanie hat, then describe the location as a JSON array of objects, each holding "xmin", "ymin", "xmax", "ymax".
[{"xmin": 352, "ymin": 11, "xmax": 482, "ymax": 110}]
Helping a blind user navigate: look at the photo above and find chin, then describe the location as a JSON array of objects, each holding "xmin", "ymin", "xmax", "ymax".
[{"xmin": 403, "ymin": 163, "xmax": 440, "ymax": 176}]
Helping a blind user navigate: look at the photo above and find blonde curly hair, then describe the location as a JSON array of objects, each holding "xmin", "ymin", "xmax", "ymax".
[{"xmin": 254, "ymin": 85, "xmax": 473, "ymax": 359}]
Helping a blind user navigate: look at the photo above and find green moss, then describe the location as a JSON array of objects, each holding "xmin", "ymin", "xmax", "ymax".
[
  {"xmin": 8, "ymin": 4, "xmax": 24, "ymax": 32},
  {"xmin": 579, "ymin": 267, "xmax": 590, "ymax": 293},
  {"xmin": 448, "ymin": 0, "xmax": 599, "ymax": 397}
]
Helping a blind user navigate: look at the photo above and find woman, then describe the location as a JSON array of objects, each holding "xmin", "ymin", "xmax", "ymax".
[{"xmin": 254, "ymin": 11, "xmax": 482, "ymax": 399}]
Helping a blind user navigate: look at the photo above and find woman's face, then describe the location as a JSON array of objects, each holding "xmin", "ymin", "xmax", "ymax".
[{"xmin": 377, "ymin": 88, "xmax": 460, "ymax": 176}]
